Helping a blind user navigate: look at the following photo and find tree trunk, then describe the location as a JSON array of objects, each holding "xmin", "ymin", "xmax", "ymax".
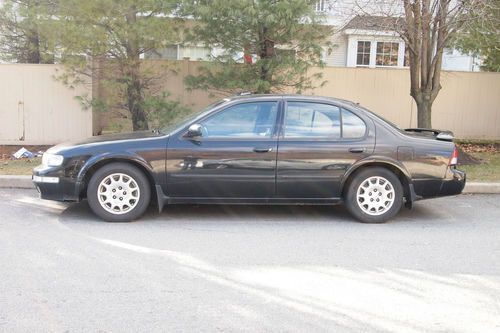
[
  {"xmin": 24, "ymin": 0, "xmax": 42, "ymax": 64},
  {"xmin": 257, "ymin": 26, "xmax": 274, "ymax": 94},
  {"xmin": 125, "ymin": 5, "xmax": 148, "ymax": 131},
  {"xmin": 416, "ymin": 99, "xmax": 432, "ymax": 128},
  {"xmin": 25, "ymin": 28, "xmax": 41, "ymax": 63},
  {"xmin": 127, "ymin": 72, "xmax": 148, "ymax": 131}
]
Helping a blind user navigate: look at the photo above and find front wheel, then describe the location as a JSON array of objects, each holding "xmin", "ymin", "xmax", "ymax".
[
  {"xmin": 87, "ymin": 163, "xmax": 151, "ymax": 222},
  {"xmin": 345, "ymin": 167, "xmax": 404, "ymax": 223}
]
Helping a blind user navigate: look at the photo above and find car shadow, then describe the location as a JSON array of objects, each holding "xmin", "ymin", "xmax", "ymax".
[
  {"xmin": 59, "ymin": 200, "xmax": 357, "ymax": 224},
  {"xmin": 57, "ymin": 198, "xmax": 444, "ymax": 227}
]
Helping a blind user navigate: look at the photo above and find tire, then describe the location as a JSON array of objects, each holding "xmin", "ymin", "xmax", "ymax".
[
  {"xmin": 87, "ymin": 163, "xmax": 151, "ymax": 222},
  {"xmin": 344, "ymin": 167, "xmax": 404, "ymax": 223}
]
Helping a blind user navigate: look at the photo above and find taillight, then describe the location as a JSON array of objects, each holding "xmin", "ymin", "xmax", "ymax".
[{"xmin": 449, "ymin": 147, "xmax": 458, "ymax": 166}]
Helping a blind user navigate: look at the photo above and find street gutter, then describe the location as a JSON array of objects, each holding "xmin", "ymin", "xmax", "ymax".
[{"xmin": 1, "ymin": 175, "xmax": 499, "ymax": 194}]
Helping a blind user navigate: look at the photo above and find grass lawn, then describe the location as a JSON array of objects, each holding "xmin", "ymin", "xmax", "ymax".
[
  {"xmin": 460, "ymin": 152, "xmax": 500, "ymax": 182},
  {"xmin": 0, "ymin": 158, "xmax": 41, "ymax": 175}
]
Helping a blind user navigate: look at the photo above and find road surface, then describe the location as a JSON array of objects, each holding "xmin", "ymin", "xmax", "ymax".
[{"xmin": 1, "ymin": 189, "xmax": 499, "ymax": 332}]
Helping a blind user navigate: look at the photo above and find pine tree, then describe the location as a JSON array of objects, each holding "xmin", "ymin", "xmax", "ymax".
[{"xmin": 181, "ymin": 0, "xmax": 331, "ymax": 95}]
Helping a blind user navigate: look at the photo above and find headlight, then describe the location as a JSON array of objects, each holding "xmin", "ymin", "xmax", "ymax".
[{"xmin": 42, "ymin": 153, "xmax": 64, "ymax": 167}]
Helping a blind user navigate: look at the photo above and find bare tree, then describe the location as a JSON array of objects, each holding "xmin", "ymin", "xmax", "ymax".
[
  {"xmin": 401, "ymin": 0, "xmax": 473, "ymax": 128},
  {"xmin": 351, "ymin": 0, "xmax": 481, "ymax": 128}
]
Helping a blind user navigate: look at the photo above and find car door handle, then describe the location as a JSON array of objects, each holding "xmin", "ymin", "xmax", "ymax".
[
  {"xmin": 349, "ymin": 147, "xmax": 365, "ymax": 153},
  {"xmin": 253, "ymin": 147, "xmax": 273, "ymax": 153}
]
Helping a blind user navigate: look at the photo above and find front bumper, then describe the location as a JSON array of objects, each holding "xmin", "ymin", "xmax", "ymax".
[{"xmin": 32, "ymin": 165, "xmax": 82, "ymax": 202}]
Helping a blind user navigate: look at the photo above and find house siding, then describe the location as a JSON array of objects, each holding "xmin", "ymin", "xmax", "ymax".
[{"xmin": 324, "ymin": 34, "xmax": 348, "ymax": 67}]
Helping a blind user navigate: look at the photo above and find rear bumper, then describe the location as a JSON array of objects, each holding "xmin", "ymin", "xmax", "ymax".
[
  {"xmin": 439, "ymin": 168, "xmax": 466, "ymax": 196},
  {"xmin": 32, "ymin": 166, "xmax": 82, "ymax": 202},
  {"xmin": 412, "ymin": 167, "xmax": 466, "ymax": 200}
]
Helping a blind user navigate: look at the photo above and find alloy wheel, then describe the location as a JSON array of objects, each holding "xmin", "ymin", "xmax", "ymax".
[
  {"xmin": 356, "ymin": 176, "xmax": 395, "ymax": 216},
  {"xmin": 97, "ymin": 173, "xmax": 141, "ymax": 215}
]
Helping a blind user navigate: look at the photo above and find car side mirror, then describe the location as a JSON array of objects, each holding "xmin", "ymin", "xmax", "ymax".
[{"xmin": 186, "ymin": 124, "xmax": 203, "ymax": 138}]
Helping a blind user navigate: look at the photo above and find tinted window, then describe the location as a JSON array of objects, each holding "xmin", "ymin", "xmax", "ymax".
[
  {"xmin": 342, "ymin": 109, "xmax": 366, "ymax": 138},
  {"xmin": 201, "ymin": 102, "xmax": 278, "ymax": 138},
  {"xmin": 284, "ymin": 102, "xmax": 341, "ymax": 138}
]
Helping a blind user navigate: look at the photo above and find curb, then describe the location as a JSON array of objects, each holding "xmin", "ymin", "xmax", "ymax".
[
  {"xmin": 0, "ymin": 175, "xmax": 34, "ymax": 189},
  {"xmin": 1, "ymin": 175, "xmax": 500, "ymax": 194},
  {"xmin": 462, "ymin": 182, "xmax": 500, "ymax": 194}
]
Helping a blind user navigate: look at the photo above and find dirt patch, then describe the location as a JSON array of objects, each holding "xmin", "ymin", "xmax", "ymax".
[
  {"xmin": 456, "ymin": 143, "xmax": 499, "ymax": 166},
  {"xmin": 458, "ymin": 143, "xmax": 499, "ymax": 154},
  {"xmin": 457, "ymin": 147, "xmax": 482, "ymax": 165}
]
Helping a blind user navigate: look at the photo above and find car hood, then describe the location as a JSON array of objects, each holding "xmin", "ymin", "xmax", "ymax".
[{"xmin": 48, "ymin": 131, "xmax": 165, "ymax": 154}]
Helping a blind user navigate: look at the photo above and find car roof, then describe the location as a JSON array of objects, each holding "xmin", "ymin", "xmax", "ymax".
[{"xmin": 225, "ymin": 94, "xmax": 360, "ymax": 109}]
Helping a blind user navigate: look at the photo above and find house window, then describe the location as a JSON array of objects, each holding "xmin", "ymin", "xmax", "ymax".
[
  {"xmin": 181, "ymin": 46, "xmax": 211, "ymax": 61},
  {"xmin": 314, "ymin": 0, "xmax": 327, "ymax": 12},
  {"xmin": 376, "ymin": 42, "xmax": 399, "ymax": 66},
  {"xmin": 356, "ymin": 41, "xmax": 371, "ymax": 66},
  {"xmin": 145, "ymin": 45, "xmax": 179, "ymax": 60}
]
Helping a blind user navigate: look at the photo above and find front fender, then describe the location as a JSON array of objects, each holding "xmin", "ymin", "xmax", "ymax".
[{"xmin": 76, "ymin": 152, "xmax": 156, "ymax": 184}]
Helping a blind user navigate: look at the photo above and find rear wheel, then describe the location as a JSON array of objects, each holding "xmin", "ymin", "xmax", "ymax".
[
  {"xmin": 345, "ymin": 167, "xmax": 403, "ymax": 223},
  {"xmin": 87, "ymin": 163, "xmax": 151, "ymax": 222}
]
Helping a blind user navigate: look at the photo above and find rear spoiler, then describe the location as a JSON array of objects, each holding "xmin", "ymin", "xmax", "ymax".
[{"xmin": 404, "ymin": 128, "xmax": 454, "ymax": 142}]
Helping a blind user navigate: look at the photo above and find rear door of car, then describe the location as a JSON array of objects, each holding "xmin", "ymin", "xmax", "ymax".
[{"xmin": 276, "ymin": 99, "xmax": 375, "ymax": 199}]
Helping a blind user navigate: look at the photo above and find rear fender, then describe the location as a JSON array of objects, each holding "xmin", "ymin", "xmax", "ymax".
[{"xmin": 340, "ymin": 157, "xmax": 415, "ymax": 206}]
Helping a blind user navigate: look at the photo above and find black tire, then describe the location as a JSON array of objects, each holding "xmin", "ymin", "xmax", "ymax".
[
  {"xmin": 87, "ymin": 163, "xmax": 151, "ymax": 222},
  {"xmin": 344, "ymin": 167, "xmax": 404, "ymax": 223}
]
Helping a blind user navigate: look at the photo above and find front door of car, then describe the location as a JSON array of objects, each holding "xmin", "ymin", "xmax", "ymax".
[
  {"xmin": 166, "ymin": 100, "xmax": 280, "ymax": 199},
  {"xmin": 277, "ymin": 101, "xmax": 375, "ymax": 199}
]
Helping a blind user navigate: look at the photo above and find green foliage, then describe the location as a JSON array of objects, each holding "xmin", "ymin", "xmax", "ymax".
[
  {"xmin": 0, "ymin": 0, "xmax": 56, "ymax": 63},
  {"xmin": 42, "ymin": 0, "xmax": 184, "ymax": 131},
  {"xmin": 74, "ymin": 94, "xmax": 109, "ymax": 113},
  {"xmin": 454, "ymin": 0, "xmax": 500, "ymax": 72},
  {"xmin": 180, "ymin": 0, "xmax": 331, "ymax": 95},
  {"xmin": 143, "ymin": 92, "xmax": 191, "ymax": 129}
]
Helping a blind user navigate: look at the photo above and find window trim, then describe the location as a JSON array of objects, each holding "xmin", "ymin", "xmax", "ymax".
[
  {"xmin": 356, "ymin": 40, "xmax": 372, "ymax": 67},
  {"xmin": 280, "ymin": 101, "xmax": 368, "ymax": 141},
  {"xmin": 349, "ymin": 37, "xmax": 409, "ymax": 69},
  {"xmin": 314, "ymin": 0, "xmax": 327, "ymax": 12},
  {"xmin": 375, "ymin": 41, "xmax": 400, "ymax": 67}
]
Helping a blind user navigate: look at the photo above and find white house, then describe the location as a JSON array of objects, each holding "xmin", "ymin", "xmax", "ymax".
[
  {"xmin": 146, "ymin": 0, "xmax": 481, "ymax": 72},
  {"xmin": 317, "ymin": 0, "xmax": 481, "ymax": 71}
]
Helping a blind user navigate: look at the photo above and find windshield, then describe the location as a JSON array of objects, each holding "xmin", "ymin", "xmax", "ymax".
[{"xmin": 161, "ymin": 99, "xmax": 228, "ymax": 134}]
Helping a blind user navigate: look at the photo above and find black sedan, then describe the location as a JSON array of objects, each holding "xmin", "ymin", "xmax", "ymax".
[{"xmin": 33, "ymin": 94, "xmax": 465, "ymax": 223}]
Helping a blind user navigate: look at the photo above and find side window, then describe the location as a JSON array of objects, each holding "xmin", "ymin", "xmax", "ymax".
[
  {"xmin": 342, "ymin": 109, "xmax": 366, "ymax": 138},
  {"xmin": 284, "ymin": 102, "xmax": 341, "ymax": 138},
  {"xmin": 201, "ymin": 102, "xmax": 278, "ymax": 138}
]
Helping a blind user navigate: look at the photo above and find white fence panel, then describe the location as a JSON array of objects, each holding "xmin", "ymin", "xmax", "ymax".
[{"xmin": 0, "ymin": 64, "xmax": 92, "ymax": 145}]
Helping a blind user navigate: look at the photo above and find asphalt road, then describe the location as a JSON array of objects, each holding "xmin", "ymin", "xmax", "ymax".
[{"xmin": 0, "ymin": 189, "xmax": 499, "ymax": 333}]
